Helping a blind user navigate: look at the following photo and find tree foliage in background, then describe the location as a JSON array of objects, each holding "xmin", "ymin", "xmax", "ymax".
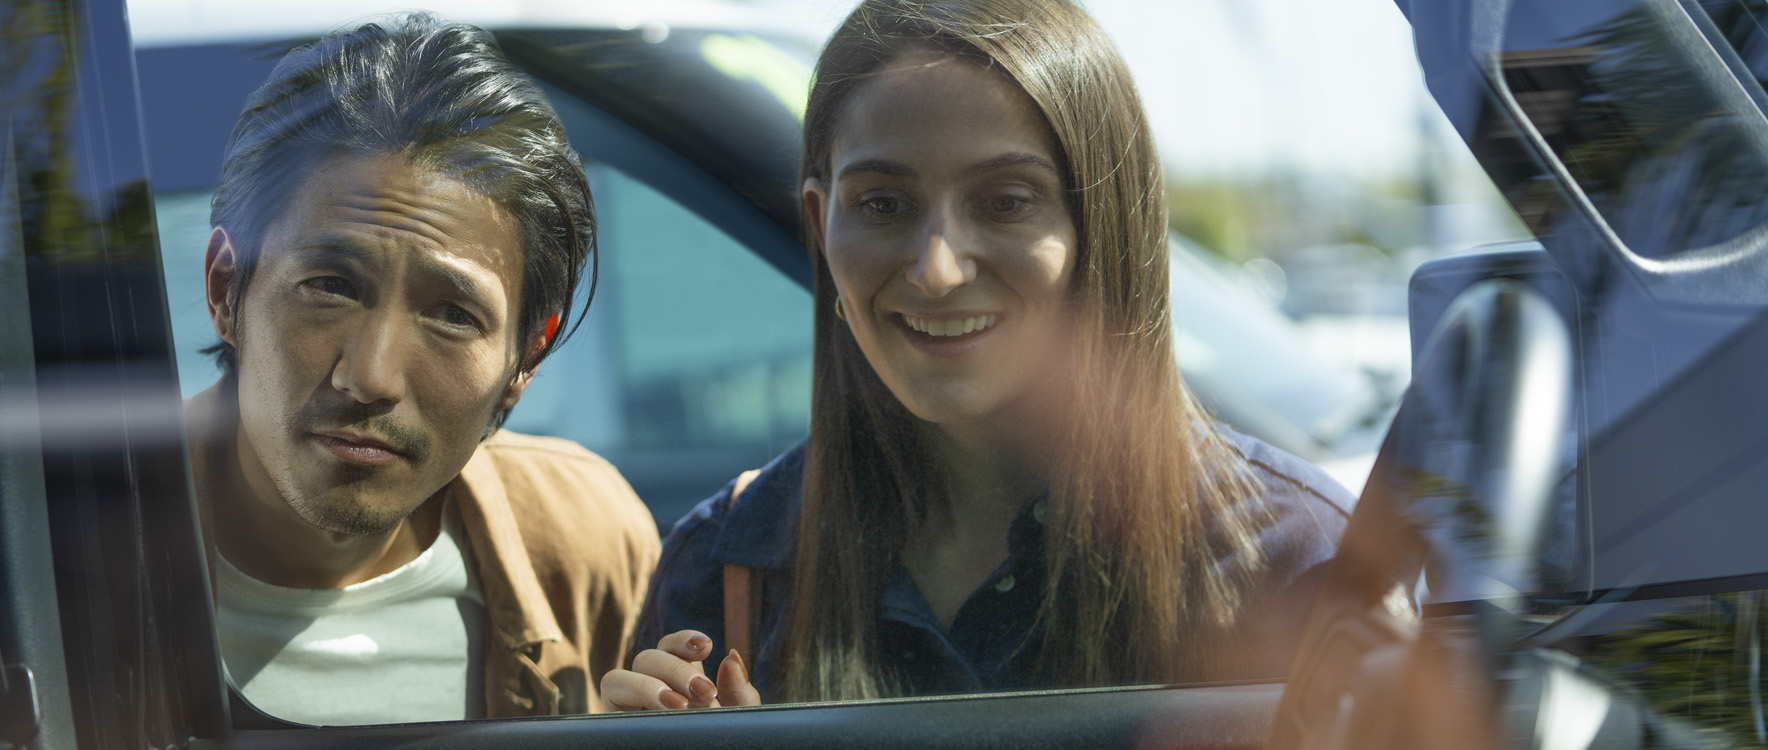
[
  {"xmin": 1589, "ymin": 592, "xmax": 1768, "ymax": 749},
  {"xmin": 1166, "ymin": 174, "xmax": 1424, "ymax": 264}
]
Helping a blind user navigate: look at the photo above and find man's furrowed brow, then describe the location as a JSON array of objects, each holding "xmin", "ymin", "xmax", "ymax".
[
  {"xmin": 288, "ymin": 240, "xmax": 376, "ymax": 264},
  {"xmin": 837, "ymin": 158, "xmax": 915, "ymax": 180},
  {"xmin": 286, "ymin": 242, "xmax": 494, "ymax": 307},
  {"xmin": 415, "ymin": 257, "xmax": 495, "ymax": 307}
]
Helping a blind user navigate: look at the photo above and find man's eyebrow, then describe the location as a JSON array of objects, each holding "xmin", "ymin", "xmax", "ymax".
[
  {"xmin": 288, "ymin": 241, "xmax": 376, "ymax": 262},
  {"xmin": 837, "ymin": 158, "xmax": 915, "ymax": 180},
  {"xmin": 417, "ymin": 258, "xmax": 494, "ymax": 307},
  {"xmin": 964, "ymin": 152, "xmax": 1061, "ymax": 177},
  {"xmin": 288, "ymin": 241, "xmax": 496, "ymax": 307}
]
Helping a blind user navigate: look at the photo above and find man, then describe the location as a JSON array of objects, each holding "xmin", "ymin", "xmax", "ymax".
[{"xmin": 182, "ymin": 14, "xmax": 659, "ymax": 723}]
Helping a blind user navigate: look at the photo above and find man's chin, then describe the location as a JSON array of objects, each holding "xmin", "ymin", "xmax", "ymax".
[{"xmin": 285, "ymin": 494, "xmax": 411, "ymax": 537}]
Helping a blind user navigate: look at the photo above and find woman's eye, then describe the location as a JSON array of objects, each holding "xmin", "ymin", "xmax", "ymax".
[
  {"xmin": 858, "ymin": 194, "xmax": 910, "ymax": 219},
  {"xmin": 982, "ymin": 194, "xmax": 1032, "ymax": 217},
  {"xmin": 302, "ymin": 276, "xmax": 356, "ymax": 298}
]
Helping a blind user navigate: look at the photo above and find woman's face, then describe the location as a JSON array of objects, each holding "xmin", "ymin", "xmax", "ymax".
[{"xmin": 805, "ymin": 49, "xmax": 1078, "ymax": 439}]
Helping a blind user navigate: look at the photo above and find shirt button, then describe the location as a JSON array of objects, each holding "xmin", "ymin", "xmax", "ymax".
[{"xmin": 994, "ymin": 574, "xmax": 1016, "ymax": 593}]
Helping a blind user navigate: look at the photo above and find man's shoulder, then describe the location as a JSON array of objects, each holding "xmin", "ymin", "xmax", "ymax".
[
  {"xmin": 479, "ymin": 430, "xmax": 616, "ymax": 470},
  {"xmin": 467, "ymin": 429, "xmax": 655, "ymax": 535}
]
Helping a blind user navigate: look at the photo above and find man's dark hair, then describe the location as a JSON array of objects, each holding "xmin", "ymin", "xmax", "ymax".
[{"xmin": 207, "ymin": 12, "xmax": 595, "ymax": 431}]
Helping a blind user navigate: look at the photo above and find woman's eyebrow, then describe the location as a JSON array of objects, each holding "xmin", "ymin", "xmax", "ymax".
[
  {"xmin": 837, "ymin": 158, "xmax": 915, "ymax": 180},
  {"xmin": 965, "ymin": 152, "xmax": 1059, "ymax": 177}
]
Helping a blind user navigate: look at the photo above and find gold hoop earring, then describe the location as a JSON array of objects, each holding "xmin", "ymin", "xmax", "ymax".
[{"xmin": 834, "ymin": 297, "xmax": 847, "ymax": 321}]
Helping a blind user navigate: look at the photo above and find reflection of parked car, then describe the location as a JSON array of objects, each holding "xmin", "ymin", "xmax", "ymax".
[{"xmin": 1271, "ymin": 1, "xmax": 1768, "ymax": 747}]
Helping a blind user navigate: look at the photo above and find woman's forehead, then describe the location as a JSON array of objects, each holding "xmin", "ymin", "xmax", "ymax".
[{"xmin": 829, "ymin": 50, "xmax": 1057, "ymax": 174}]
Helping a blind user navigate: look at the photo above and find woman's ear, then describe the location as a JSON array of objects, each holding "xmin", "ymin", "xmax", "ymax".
[
  {"xmin": 204, "ymin": 226, "xmax": 239, "ymax": 346},
  {"xmin": 802, "ymin": 177, "xmax": 828, "ymax": 253}
]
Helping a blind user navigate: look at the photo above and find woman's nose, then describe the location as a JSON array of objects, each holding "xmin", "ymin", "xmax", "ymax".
[
  {"xmin": 330, "ymin": 311, "xmax": 408, "ymax": 405},
  {"xmin": 905, "ymin": 212, "xmax": 974, "ymax": 298}
]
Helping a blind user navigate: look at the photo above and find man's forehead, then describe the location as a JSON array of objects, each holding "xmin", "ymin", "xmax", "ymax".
[{"xmin": 264, "ymin": 154, "xmax": 525, "ymax": 291}]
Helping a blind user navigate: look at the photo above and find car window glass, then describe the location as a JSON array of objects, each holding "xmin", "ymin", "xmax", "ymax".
[
  {"xmin": 124, "ymin": 0, "xmax": 1535, "ymax": 725},
  {"xmin": 1499, "ymin": 0, "xmax": 1768, "ymax": 259},
  {"xmin": 1698, "ymin": 0, "xmax": 1768, "ymax": 83}
]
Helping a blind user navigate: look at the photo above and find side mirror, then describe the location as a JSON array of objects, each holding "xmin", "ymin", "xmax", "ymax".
[
  {"xmin": 1407, "ymin": 278, "xmax": 1572, "ymax": 655},
  {"xmin": 1268, "ymin": 278, "xmax": 1574, "ymax": 750}
]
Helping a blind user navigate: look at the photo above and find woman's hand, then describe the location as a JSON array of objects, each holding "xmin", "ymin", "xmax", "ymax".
[{"xmin": 602, "ymin": 630, "xmax": 761, "ymax": 711}]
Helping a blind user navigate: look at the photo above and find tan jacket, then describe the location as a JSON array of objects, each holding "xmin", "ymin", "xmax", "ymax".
[{"xmin": 185, "ymin": 381, "xmax": 660, "ymax": 717}]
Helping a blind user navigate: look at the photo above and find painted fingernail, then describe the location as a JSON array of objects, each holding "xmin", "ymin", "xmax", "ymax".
[
  {"xmin": 659, "ymin": 689, "xmax": 689, "ymax": 710},
  {"xmin": 729, "ymin": 648, "xmax": 749, "ymax": 682},
  {"xmin": 689, "ymin": 675, "xmax": 717, "ymax": 702},
  {"xmin": 688, "ymin": 634, "xmax": 712, "ymax": 653}
]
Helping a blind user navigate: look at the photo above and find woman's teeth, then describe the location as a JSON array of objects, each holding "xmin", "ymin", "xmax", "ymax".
[{"xmin": 902, "ymin": 314, "xmax": 998, "ymax": 337}]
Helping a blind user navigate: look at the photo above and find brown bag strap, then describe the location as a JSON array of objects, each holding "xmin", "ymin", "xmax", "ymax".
[{"xmin": 721, "ymin": 469, "xmax": 762, "ymax": 660}]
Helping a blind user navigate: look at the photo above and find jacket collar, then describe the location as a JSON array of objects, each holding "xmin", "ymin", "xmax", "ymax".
[
  {"xmin": 449, "ymin": 439, "xmax": 566, "ymax": 650},
  {"xmin": 707, "ymin": 442, "xmax": 806, "ymax": 571}
]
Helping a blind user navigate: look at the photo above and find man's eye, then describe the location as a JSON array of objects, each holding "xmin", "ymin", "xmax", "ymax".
[
  {"xmin": 437, "ymin": 303, "xmax": 481, "ymax": 330},
  {"xmin": 303, "ymin": 276, "xmax": 356, "ymax": 298}
]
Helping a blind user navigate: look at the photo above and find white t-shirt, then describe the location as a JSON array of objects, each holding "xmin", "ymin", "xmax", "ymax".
[{"xmin": 216, "ymin": 501, "xmax": 488, "ymax": 725}]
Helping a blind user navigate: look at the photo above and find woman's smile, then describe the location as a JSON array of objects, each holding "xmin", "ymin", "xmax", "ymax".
[
  {"xmin": 894, "ymin": 312, "xmax": 1003, "ymax": 358},
  {"xmin": 899, "ymin": 313, "xmax": 999, "ymax": 337}
]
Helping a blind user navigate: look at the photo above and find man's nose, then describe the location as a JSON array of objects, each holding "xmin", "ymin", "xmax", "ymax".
[
  {"xmin": 330, "ymin": 311, "xmax": 408, "ymax": 405},
  {"xmin": 905, "ymin": 209, "xmax": 974, "ymax": 298}
]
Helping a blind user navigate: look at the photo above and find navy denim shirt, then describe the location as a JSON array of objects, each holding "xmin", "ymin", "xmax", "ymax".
[{"xmin": 630, "ymin": 426, "xmax": 1354, "ymax": 700}]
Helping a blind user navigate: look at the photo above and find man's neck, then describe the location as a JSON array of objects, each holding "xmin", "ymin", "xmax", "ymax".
[{"xmin": 199, "ymin": 388, "xmax": 444, "ymax": 589}]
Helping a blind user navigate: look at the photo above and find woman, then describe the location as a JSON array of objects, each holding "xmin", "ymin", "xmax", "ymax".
[{"xmin": 602, "ymin": 0, "xmax": 1352, "ymax": 710}]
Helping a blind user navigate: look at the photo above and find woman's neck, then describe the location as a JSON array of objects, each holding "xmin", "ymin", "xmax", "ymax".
[{"xmin": 899, "ymin": 425, "xmax": 1043, "ymax": 629}]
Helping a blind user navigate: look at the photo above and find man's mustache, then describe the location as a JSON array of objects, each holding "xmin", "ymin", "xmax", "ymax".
[{"xmin": 287, "ymin": 398, "xmax": 432, "ymax": 463}]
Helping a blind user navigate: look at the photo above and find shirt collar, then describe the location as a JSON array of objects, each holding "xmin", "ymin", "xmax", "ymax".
[{"xmin": 708, "ymin": 444, "xmax": 1054, "ymax": 574}]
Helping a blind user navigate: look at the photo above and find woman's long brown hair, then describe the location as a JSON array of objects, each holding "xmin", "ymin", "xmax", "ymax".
[{"xmin": 780, "ymin": 0, "xmax": 1269, "ymax": 701}]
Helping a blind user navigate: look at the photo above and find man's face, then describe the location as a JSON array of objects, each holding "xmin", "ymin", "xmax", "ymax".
[{"xmin": 209, "ymin": 153, "xmax": 530, "ymax": 536}]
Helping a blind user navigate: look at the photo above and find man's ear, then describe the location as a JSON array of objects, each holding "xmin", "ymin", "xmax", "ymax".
[
  {"xmin": 500, "ymin": 369, "xmax": 535, "ymax": 411},
  {"xmin": 499, "ymin": 312, "xmax": 560, "ymax": 410},
  {"xmin": 802, "ymin": 177, "xmax": 828, "ymax": 254},
  {"xmin": 204, "ymin": 226, "xmax": 240, "ymax": 346}
]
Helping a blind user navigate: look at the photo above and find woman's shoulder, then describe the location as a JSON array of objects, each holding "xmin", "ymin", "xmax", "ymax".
[
  {"xmin": 632, "ymin": 443, "xmax": 808, "ymax": 660},
  {"xmin": 663, "ymin": 442, "xmax": 808, "ymax": 571},
  {"xmin": 1212, "ymin": 424, "xmax": 1355, "ymax": 521},
  {"xmin": 1207, "ymin": 423, "xmax": 1354, "ymax": 581}
]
